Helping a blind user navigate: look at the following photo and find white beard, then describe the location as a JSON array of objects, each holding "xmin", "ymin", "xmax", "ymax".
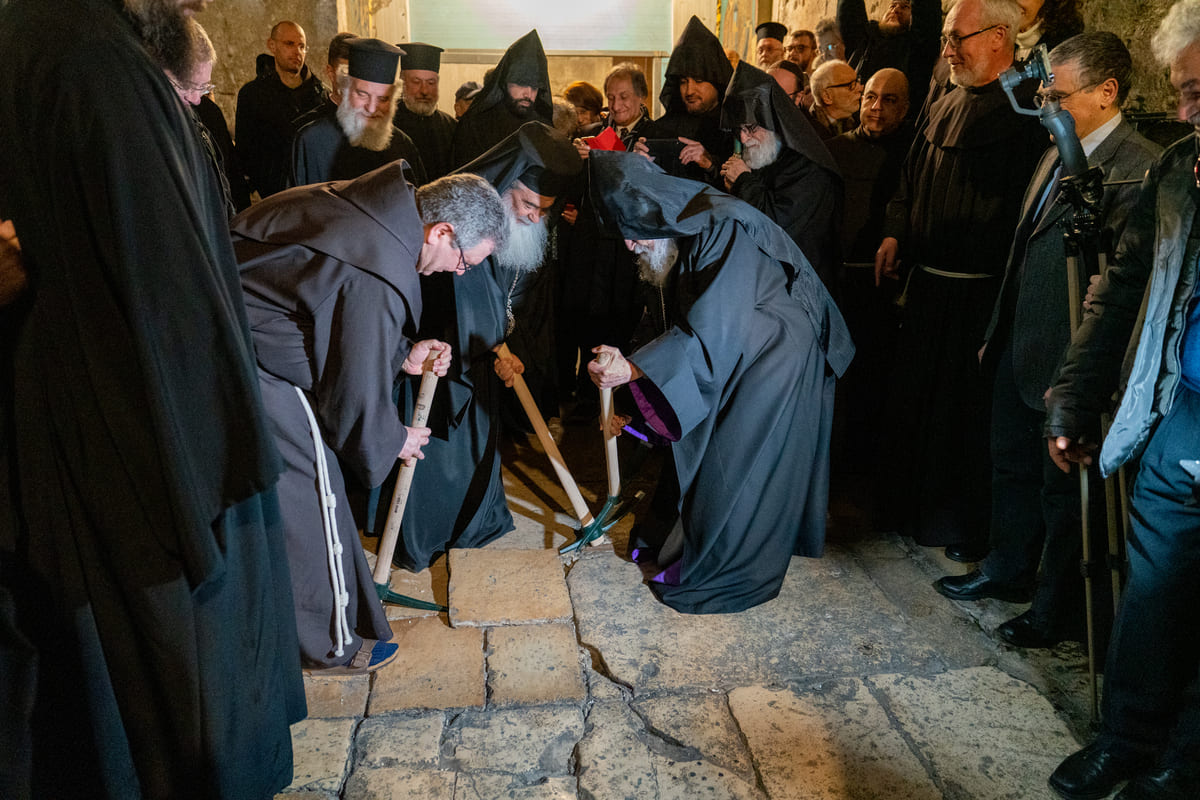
[
  {"xmin": 743, "ymin": 130, "xmax": 783, "ymax": 170},
  {"xmin": 403, "ymin": 95, "xmax": 438, "ymax": 116},
  {"xmin": 633, "ymin": 239, "xmax": 679, "ymax": 287},
  {"xmin": 336, "ymin": 101, "xmax": 396, "ymax": 151},
  {"xmin": 495, "ymin": 211, "xmax": 549, "ymax": 273}
]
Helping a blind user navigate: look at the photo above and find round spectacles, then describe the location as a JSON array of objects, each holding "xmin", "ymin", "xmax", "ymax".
[{"xmin": 940, "ymin": 24, "xmax": 1003, "ymax": 51}]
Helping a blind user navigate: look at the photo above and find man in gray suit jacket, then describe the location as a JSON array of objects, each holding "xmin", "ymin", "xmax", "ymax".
[{"xmin": 933, "ymin": 33, "xmax": 1162, "ymax": 647}]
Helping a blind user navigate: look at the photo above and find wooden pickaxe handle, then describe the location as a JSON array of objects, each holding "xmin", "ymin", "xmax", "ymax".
[
  {"xmin": 372, "ymin": 368, "xmax": 438, "ymax": 586},
  {"xmin": 497, "ymin": 343, "xmax": 595, "ymax": 526}
]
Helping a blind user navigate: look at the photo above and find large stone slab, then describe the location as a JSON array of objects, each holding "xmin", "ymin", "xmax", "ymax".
[
  {"xmin": 869, "ymin": 666, "xmax": 1082, "ymax": 800},
  {"xmin": 729, "ymin": 682, "xmax": 939, "ymax": 800},
  {"xmin": 448, "ymin": 548, "xmax": 572, "ymax": 627},
  {"xmin": 355, "ymin": 712, "xmax": 445, "ymax": 770},
  {"xmin": 284, "ymin": 718, "xmax": 356, "ymax": 794},
  {"xmin": 302, "ymin": 673, "xmax": 369, "ymax": 719},
  {"xmin": 382, "ymin": 556, "xmax": 448, "ymax": 622},
  {"xmin": 488, "ymin": 623, "xmax": 586, "ymax": 706},
  {"xmin": 370, "ymin": 616, "xmax": 485, "ymax": 713},
  {"xmin": 651, "ymin": 755, "xmax": 765, "ymax": 800},
  {"xmin": 445, "ymin": 705, "xmax": 585, "ymax": 776},
  {"xmin": 341, "ymin": 766, "xmax": 455, "ymax": 799},
  {"xmin": 575, "ymin": 700, "xmax": 659, "ymax": 799},
  {"xmin": 568, "ymin": 544, "xmax": 943, "ymax": 692},
  {"xmin": 633, "ymin": 693, "xmax": 756, "ymax": 784},
  {"xmin": 453, "ymin": 773, "xmax": 578, "ymax": 799}
]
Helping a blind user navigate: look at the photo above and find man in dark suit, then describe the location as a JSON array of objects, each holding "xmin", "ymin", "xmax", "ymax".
[{"xmin": 934, "ymin": 33, "xmax": 1162, "ymax": 648}]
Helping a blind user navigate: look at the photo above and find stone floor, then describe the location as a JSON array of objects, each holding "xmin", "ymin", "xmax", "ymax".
[{"xmin": 277, "ymin": 414, "xmax": 1103, "ymax": 800}]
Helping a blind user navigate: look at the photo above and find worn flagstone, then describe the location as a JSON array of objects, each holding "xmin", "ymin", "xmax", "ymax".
[
  {"xmin": 354, "ymin": 712, "xmax": 445, "ymax": 770},
  {"xmin": 302, "ymin": 673, "xmax": 369, "ymax": 719},
  {"xmin": 575, "ymin": 700, "xmax": 660, "ymax": 799},
  {"xmin": 284, "ymin": 718, "xmax": 357, "ymax": 794},
  {"xmin": 369, "ymin": 616, "xmax": 485, "ymax": 713},
  {"xmin": 632, "ymin": 692, "xmax": 757, "ymax": 784},
  {"xmin": 448, "ymin": 548, "xmax": 573, "ymax": 627},
  {"xmin": 868, "ymin": 666, "xmax": 1081, "ymax": 800},
  {"xmin": 487, "ymin": 623, "xmax": 586, "ymax": 706},
  {"xmin": 444, "ymin": 705, "xmax": 586, "ymax": 775},
  {"xmin": 341, "ymin": 766, "xmax": 456, "ymax": 799},
  {"xmin": 452, "ymin": 773, "xmax": 578, "ymax": 799},
  {"xmin": 568, "ymin": 544, "xmax": 944, "ymax": 693},
  {"xmin": 729, "ymin": 682, "xmax": 939, "ymax": 800}
]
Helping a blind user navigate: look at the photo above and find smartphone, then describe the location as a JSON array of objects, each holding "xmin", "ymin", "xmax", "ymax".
[{"xmin": 642, "ymin": 138, "xmax": 685, "ymax": 163}]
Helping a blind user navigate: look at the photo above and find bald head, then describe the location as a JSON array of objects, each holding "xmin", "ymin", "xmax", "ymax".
[
  {"xmin": 268, "ymin": 20, "xmax": 307, "ymax": 78},
  {"xmin": 860, "ymin": 68, "xmax": 909, "ymax": 137}
]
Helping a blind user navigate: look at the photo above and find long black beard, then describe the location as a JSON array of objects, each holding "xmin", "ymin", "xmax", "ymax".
[{"xmin": 127, "ymin": 0, "xmax": 194, "ymax": 79}]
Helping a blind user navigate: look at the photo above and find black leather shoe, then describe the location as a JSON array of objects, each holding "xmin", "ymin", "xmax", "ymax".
[
  {"xmin": 945, "ymin": 542, "xmax": 988, "ymax": 563},
  {"xmin": 933, "ymin": 569, "xmax": 1033, "ymax": 602},
  {"xmin": 997, "ymin": 611, "xmax": 1062, "ymax": 648},
  {"xmin": 1115, "ymin": 766, "xmax": 1200, "ymax": 799},
  {"xmin": 1049, "ymin": 742, "xmax": 1153, "ymax": 800}
]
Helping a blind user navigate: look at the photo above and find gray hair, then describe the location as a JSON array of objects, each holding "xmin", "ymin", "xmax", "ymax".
[
  {"xmin": 416, "ymin": 174, "xmax": 508, "ymax": 252},
  {"xmin": 811, "ymin": 59, "xmax": 851, "ymax": 97},
  {"xmin": 975, "ymin": 0, "xmax": 1021, "ymax": 48},
  {"xmin": 552, "ymin": 97, "xmax": 577, "ymax": 136},
  {"xmin": 186, "ymin": 19, "xmax": 216, "ymax": 67},
  {"xmin": 1152, "ymin": 0, "xmax": 1200, "ymax": 66},
  {"xmin": 603, "ymin": 62, "xmax": 649, "ymax": 100},
  {"xmin": 1051, "ymin": 31, "xmax": 1135, "ymax": 105}
]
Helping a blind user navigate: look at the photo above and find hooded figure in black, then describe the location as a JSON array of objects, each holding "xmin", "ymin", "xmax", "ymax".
[
  {"xmin": 232, "ymin": 162, "xmax": 428, "ymax": 669},
  {"xmin": 371, "ymin": 123, "xmax": 581, "ymax": 570},
  {"xmin": 653, "ymin": 16, "xmax": 735, "ymax": 188},
  {"xmin": 587, "ymin": 152, "xmax": 854, "ymax": 614},
  {"xmin": 719, "ymin": 61, "xmax": 844, "ymax": 287},
  {"xmin": 0, "ymin": 0, "xmax": 303, "ymax": 795},
  {"xmin": 452, "ymin": 30, "xmax": 552, "ymax": 167}
]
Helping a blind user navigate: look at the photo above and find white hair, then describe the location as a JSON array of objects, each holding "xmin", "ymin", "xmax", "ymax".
[
  {"xmin": 975, "ymin": 0, "xmax": 1021, "ymax": 48},
  {"xmin": 1152, "ymin": 0, "xmax": 1200, "ymax": 66}
]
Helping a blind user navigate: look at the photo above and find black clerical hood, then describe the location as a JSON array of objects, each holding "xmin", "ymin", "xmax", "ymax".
[
  {"xmin": 720, "ymin": 61, "xmax": 841, "ymax": 176},
  {"xmin": 455, "ymin": 121, "xmax": 582, "ymax": 199},
  {"xmin": 230, "ymin": 161, "xmax": 423, "ymax": 306},
  {"xmin": 460, "ymin": 30, "xmax": 552, "ymax": 125},
  {"xmin": 660, "ymin": 16, "xmax": 734, "ymax": 115},
  {"xmin": 589, "ymin": 151, "xmax": 853, "ymax": 375}
]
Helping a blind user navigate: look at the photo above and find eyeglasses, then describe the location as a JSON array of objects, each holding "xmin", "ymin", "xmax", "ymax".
[
  {"xmin": 940, "ymin": 24, "xmax": 1003, "ymax": 50},
  {"xmin": 827, "ymin": 77, "xmax": 861, "ymax": 91},
  {"xmin": 453, "ymin": 241, "xmax": 470, "ymax": 272},
  {"xmin": 738, "ymin": 123, "xmax": 762, "ymax": 136},
  {"xmin": 1033, "ymin": 83, "xmax": 1097, "ymax": 108},
  {"xmin": 169, "ymin": 76, "xmax": 215, "ymax": 96}
]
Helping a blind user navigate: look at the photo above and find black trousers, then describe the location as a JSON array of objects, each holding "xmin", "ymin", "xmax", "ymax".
[{"xmin": 983, "ymin": 343, "xmax": 1109, "ymax": 638}]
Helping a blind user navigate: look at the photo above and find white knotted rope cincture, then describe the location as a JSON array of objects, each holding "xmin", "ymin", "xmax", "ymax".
[{"xmin": 295, "ymin": 386, "xmax": 352, "ymax": 657}]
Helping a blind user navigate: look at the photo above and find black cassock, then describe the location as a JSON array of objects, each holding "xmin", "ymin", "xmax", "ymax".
[
  {"xmin": 879, "ymin": 79, "xmax": 1046, "ymax": 545},
  {"xmin": 233, "ymin": 163, "xmax": 422, "ymax": 667},
  {"xmin": 591, "ymin": 153, "xmax": 854, "ymax": 614},
  {"xmin": 380, "ymin": 260, "xmax": 515, "ymax": 569},
  {"xmin": 292, "ymin": 109, "xmax": 427, "ymax": 187},
  {"xmin": 395, "ymin": 104, "xmax": 457, "ymax": 181},
  {"xmin": 0, "ymin": 0, "xmax": 303, "ymax": 796}
]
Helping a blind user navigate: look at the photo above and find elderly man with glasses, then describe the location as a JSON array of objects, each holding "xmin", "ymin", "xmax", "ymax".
[
  {"xmin": 873, "ymin": 0, "xmax": 1047, "ymax": 558},
  {"xmin": 808, "ymin": 59, "xmax": 862, "ymax": 138}
]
